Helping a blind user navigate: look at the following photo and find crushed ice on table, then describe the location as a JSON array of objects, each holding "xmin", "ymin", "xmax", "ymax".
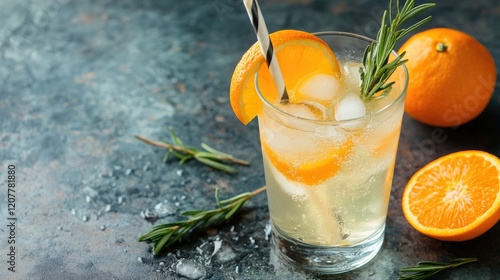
[
  {"xmin": 211, "ymin": 240, "xmax": 222, "ymax": 257},
  {"xmin": 142, "ymin": 161, "xmax": 151, "ymax": 171},
  {"xmin": 216, "ymin": 244, "xmax": 237, "ymax": 263},
  {"xmin": 175, "ymin": 259, "xmax": 207, "ymax": 279},
  {"xmin": 195, "ymin": 246, "xmax": 203, "ymax": 255},
  {"xmin": 140, "ymin": 209, "xmax": 157, "ymax": 220},
  {"xmin": 141, "ymin": 200, "xmax": 179, "ymax": 221},
  {"xmin": 104, "ymin": 204, "xmax": 112, "ymax": 212},
  {"xmin": 264, "ymin": 223, "xmax": 272, "ymax": 241},
  {"xmin": 154, "ymin": 202, "xmax": 176, "ymax": 218}
]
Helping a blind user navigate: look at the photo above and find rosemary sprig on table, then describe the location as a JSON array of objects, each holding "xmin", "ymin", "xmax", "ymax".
[
  {"xmin": 134, "ymin": 127, "xmax": 250, "ymax": 174},
  {"xmin": 360, "ymin": 0, "xmax": 435, "ymax": 100},
  {"xmin": 138, "ymin": 186, "xmax": 266, "ymax": 255},
  {"xmin": 399, "ymin": 257, "xmax": 478, "ymax": 280}
]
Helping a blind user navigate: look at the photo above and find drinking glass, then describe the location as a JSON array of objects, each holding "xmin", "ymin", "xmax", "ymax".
[{"xmin": 256, "ymin": 31, "xmax": 408, "ymax": 274}]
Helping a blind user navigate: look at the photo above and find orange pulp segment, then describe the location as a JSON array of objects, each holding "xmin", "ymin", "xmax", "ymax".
[
  {"xmin": 229, "ymin": 29, "xmax": 341, "ymax": 125},
  {"xmin": 370, "ymin": 125, "xmax": 401, "ymax": 157},
  {"xmin": 402, "ymin": 150, "xmax": 500, "ymax": 241},
  {"xmin": 261, "ymin": 137, "xmax": 354, "ymax": 186}
]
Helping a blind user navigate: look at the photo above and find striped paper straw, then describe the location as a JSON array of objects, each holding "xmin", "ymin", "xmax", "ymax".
[{"xmin": 242, "ymin": 0, "xmax": 289, "ymax": 103}]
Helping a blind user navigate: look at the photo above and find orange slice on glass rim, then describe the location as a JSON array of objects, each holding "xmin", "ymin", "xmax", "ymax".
[{"xmin": 229, "ymin": 29, "xmax": 342, "ymax": 125}]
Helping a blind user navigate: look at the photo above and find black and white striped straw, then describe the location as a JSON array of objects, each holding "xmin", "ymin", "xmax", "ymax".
[{"xmin": 243, "ymin": 0, "xmax": 289, "ymax": 103}]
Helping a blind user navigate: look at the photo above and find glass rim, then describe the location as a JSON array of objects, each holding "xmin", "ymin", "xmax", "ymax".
[{"xmin": 255, "ymin": 31, "xmax": 409, "ymax": 125}]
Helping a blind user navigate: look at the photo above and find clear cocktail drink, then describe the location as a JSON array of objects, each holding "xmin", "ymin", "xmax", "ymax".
[{"xmin": 256, "ymin": 32, "xmax": 408, "ymax": 273}]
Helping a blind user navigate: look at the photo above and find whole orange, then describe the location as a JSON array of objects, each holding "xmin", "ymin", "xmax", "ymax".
[{"xmin": 399, "ymin": 28, "xmax": 496, "ymax": 127}]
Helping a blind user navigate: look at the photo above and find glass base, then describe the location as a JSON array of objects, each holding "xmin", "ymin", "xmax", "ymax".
[{"xmin": 272, "ymin": 224, "xmax": 385, "ymax": 274}]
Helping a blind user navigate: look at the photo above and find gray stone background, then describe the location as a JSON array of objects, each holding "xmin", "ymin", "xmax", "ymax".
[{"xmin": 1, "ymin": 0, "xmax": 499, "ymax": 279}]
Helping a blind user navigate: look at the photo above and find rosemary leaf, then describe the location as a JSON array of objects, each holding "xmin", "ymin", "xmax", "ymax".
[
  {"xmin": 225, "ymin": 200, "xmax": 244, "ymax": 219},
  {"xmin": 195, "ymin": 155, "xmax": 238, "ymax": 173},
  {"xmin": 155, "ymin": 230, "xmax": 176, "ymax": 253},
  {"xmin": 180, "ymin": 210, "xmax": 205, "ymax": 216},
  {"xmin": 360, "ymin": 0, "xmax": 435, "ymax": 100},
  {"xmin": 215, "ymin": 187, "xmax": 222, "ymax": 208},
  {"xmin": 201, "ymin": 143, "xmax": 234, "ymax": 159},
  {"xmin": 134, "ymin": 127, "xmax": 249, "ymax": 173},
  {"xmin": 168, "ymin": 127, "xmax": 185, "ymax": 146},
  {"xmin": 178, "ymin": 155, "xmax": 193, "ymax": 165},
  {"xmin": 399, "ymin": 257, "xmax": 478, "ymax": 280},
  {"xmin": 138, "ymin": 186, "xmax": 267, "ymax": 255},
  {"xmin": 162, "ymin": 150, "xmax": 171, "ymax": 163}
]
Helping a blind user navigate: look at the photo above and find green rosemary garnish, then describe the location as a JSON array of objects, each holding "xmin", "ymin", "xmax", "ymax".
[
  {"xmin": 138, "ymin": 186, "xmax": 266, "ymax": 255},
  {"xmin": 360, "ymin": 0, "xmax": 435, "ymax": 100},
  {"xmin": 399, "ymin": 257, "xmax": 478, "ymax": 280},
  {"xmin": 134, "ymin": 127, "xmax": 250, "ymax": 173}
]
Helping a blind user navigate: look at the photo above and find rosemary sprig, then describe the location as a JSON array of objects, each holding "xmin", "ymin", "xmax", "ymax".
[
  {"xmin": 138, "ymin": 186, "xmax": 266, "ymax": 255},
  {"xmin": 399, "ymin": 257, "xmax": 478, "ymax": 280},
  {"xmin": 134, "ymin": 127, "xmax": 250, "ymax": 173},
  {"xmin": 360, "ymin": 0, "xmax": 435, "ymax": 100}
]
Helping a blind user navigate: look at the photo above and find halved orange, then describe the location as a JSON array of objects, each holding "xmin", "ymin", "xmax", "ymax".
[
  {"xmin": 229, "ymin": 29, "xmax": 341, "ymax": 125},
  {"xmin": 402, "ymin": 150, "xmax": 500, "ymax": 241}
]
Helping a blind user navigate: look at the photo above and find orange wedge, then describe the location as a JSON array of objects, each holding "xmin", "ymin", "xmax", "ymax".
[
  {"xmin": 229, "ymin": 29, "xmax": 341, "ymax": 125},
  {"xmin": 402, "ymin": 150, "xmax": 500, "ymax": 241},
  {"xmin": 261, "ymin": 137, "xmax": 354, "ymax": 185}
]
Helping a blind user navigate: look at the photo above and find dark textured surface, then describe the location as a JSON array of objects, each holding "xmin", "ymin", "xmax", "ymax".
[{"xmin": 1, "ymin": 0, "xmax": 499, "ymax": 279}]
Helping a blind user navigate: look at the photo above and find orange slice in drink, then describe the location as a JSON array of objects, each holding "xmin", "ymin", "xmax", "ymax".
[
  {"xmin": 261, "ymin": 137, "xmax": 354, "ymax": 186},
  {"xmin": 370, "ymin": 125, "xmax": 401, "ymax": 157},
  {"xmin": 229, "ymin": 29, "xmax": 341, "ymax": 125},
  {"xmin": 402, "ymin": 150, "xmax": 500, "ymax": 241}
]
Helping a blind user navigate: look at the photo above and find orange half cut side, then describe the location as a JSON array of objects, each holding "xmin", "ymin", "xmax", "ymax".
[{"xmin": 402, "ymin": 150, "xmax": 500, "ymax": 241}]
